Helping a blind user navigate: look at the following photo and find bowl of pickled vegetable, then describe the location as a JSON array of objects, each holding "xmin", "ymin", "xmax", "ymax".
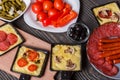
[
  {"xmin": 67, "ymin": 22, "xmax": 90, "ymax": 43},
  {"xmin": 0, "ymin": 0, "xmax": 31, "ymax": 22}
]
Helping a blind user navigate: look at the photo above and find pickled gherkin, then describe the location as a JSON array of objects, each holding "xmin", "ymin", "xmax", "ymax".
[{"xmin": 0, "ymin": 0, "xmax": 26, "ymax": 20}]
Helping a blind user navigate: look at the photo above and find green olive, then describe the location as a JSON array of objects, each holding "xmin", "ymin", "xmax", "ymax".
[{"xmin": 0, "ymin": 0, "xmax": 26, "ymax": 20}]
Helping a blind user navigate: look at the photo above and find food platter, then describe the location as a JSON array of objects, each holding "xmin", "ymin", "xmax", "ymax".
[
  {"xmin": 23, "ymin": 0, "xmax": 80, "ymax": 33},
  {"xmin": 86, "ymin": 22, "xmax": 120, "ymax": 79}
]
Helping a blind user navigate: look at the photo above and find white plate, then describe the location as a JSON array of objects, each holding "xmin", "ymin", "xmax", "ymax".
[
  {"xmin": 0, "ymin": 0, "xmax": 31, "ymax": 22},
  {"xmin": 23, "ymin": 0, "xmax": 80, "ymax": 33}
]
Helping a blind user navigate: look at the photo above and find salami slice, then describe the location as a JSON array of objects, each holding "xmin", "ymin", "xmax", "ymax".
[
  {"xmin": 87, "ymin": 22, "xmax": 120, "ymax": 77},
  {"xmin": 0, "ymin": 40, "xmax": 10, "ymax": 51},
  {"xmin": 90, "ymin": 58, "xmax": 105, "ymax": 67},
  {"xmin": 7, "ymin": 33, "xmax": 18, "ymax": 45},
  {"xmin": 0, "ymin": 31, "xmax": 7, "ymax": 42},
  {"xmin": 102, "ymin": 67, "xmax": 113, "ymax": 76},
  {"xmin": 102, "ymin": 61, "xmax": 113, "ymax": 71},
  {"xmin": 110, "ymin": 66, "xmax": 119, "ymax": 76}
]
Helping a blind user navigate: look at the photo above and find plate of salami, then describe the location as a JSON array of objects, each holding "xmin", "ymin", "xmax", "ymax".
[
  {"xmin": 86, "ymin": 22, "xmax": 120, "ymax": 79},
  {"xmin": 23, "ymin": 0, "xmax": 80, "ymax": 33}
]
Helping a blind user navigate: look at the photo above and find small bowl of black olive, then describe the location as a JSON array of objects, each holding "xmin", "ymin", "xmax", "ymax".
[{"xmin": 67, "ymin": 22, "xmax": 90, "ymax": 43}]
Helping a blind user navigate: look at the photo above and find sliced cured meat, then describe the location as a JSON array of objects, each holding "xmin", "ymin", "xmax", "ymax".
[
  {"xmin": 102, "ymin": 66, "xmax": 118, "ymax": 76},
  {"xmin": 100, "ymin": 22, "xmax": 116, "ymax": 37},
  {"xmin": 0, "ymin": 31, "xmax": 7, "ymax": 42},
  {"xmin": 110, "ymin": 66, "xmax": 119, "ymax": 76},
  {"xmin": 88, "ymin": 52, "xmax": 102, "ymax": 60},
  {"xmin": 113, "ymin": 25, "xmax": 120, "ymax": 37},
  {"xmin": 102, "ymin": 67, "xmax": 114, "ymax": 76},
  {"xmin": 87, "ymin": 22, "xmax": 120, "ymax": 76},
  {"xmin": 7, "ymin": 33, "xmax": 18, "ymax": 45},
  {"xmin": 102, "ymin": 61, "xmax": 113, "ymax": 71},
  {"xmin": 0, "ymin": 40, "xmax": 10, "ymax": 51},
  {"xmin": 90, "ymin": 58, "xmax": 105, "ymax": 66},
  {"xmin": 90, "ymin": 30, "xmax": 100, "ymax": 42},
  {"xmin": 93, "ymin": 29, "xmax": 104, "ymax": 39},
  {"xmin": 100, "ymin": 61, "xmax": 114, "ymax": 76}
]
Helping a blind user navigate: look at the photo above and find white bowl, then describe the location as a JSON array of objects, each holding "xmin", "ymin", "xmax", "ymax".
[{"xmin": 0, "ymin": 0, "xmax": 31, "ymax": 22}]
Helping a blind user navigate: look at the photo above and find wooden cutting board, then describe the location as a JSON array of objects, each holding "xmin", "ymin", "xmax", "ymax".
[{"xmin": 0, "ymin": 21, "xmax": 56, "ymax": 80}]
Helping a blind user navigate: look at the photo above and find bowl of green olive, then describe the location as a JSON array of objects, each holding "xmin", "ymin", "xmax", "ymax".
[{"xmin": 0, "ymin": 0, "xmax": 31, "ymax": 22}]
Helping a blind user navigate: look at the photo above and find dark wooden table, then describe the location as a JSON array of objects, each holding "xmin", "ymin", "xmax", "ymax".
[{"xmin": 0, "ymin": 0, "xmax": 120, "ymax": 80}]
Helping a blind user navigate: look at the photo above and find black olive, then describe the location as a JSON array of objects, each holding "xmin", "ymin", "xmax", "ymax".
[
  {"xmin": 70, "ymin": 28, "xmax": 76, "ymax": 34},
  {"xmin": 75, "ymin": 26, "xmax": 83, "ymax": 31},
  {"xmin": 68, "ymin": 23, "xmax": 89, "ymax": 42},
  {"xmin": 75, "ymin": 36, "xmax": 81, "ymax": 41},
  {"xmin": 72, "ymin": 34, "xmax": 78, "ymax": 40},
  {"xmin": 69, "ymin": 33, "xmax": 74, "ymax": 37}
]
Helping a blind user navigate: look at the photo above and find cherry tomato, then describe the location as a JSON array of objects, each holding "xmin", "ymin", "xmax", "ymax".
[
  {"xmin": 28, "ymin": 64, "xmax": 38, "ymax": 72},
  {"xmin": 54, "ymin": 0, "xmax": 65, "ymax": 11},
  {"xmin": 42, "ymin": 19, "xmax": 51, "ymax": 26},
  {"xmin": 36, "ymin": 0, "xmax": 44, "ymax": 3},
  {"xmin": 37, "ymin": 11, "xmax": 48, "ymax": 22},
  {"xmin": 43, "ymin": 1, "xmax": 53, "ymax": 11},
  {"xmin": 27, "ymin": 50, "xmax": 39, "ymax": 61},
  {"xmin": 48, "ymin": 8, "xmax": 59, "ymax": 17},
  {"xmin": 36, "ymin": 0, "xmax": 50, "ymax": 3},
  {"xmin": 32, "ymin": 2, "xmax": 43, "ymax": 14},
  {"xmin": 17, "ymin": 58, "xmax": 28, "ymax": 67},
  {"xmin": 42, "ymin": 13, "xmax": 61, "ymax": 26}
]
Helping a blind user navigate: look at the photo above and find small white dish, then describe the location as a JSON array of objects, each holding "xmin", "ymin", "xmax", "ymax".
[
  {"xmin": 23, "ymin": 0, "xmax": 80, "ymax": 33},
  {"xmin": 0, "ymin": 0, "xmax": 31, "ymax": 22}
]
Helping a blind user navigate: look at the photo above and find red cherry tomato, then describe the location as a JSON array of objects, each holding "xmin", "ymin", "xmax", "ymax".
[
  {"xmin": 36, "ymin": 0, "xmax": 44, "ymax": 3},
  {"xmin": 54, "ymin": 0, "xmax": 65, "ymax": 11},
  {"xmin": 32, "ymin": 2, "xmax": 43, "ymax": 14},
  {"xmin": 42, "ymin": 19, "xmax": 51, "ymax": 26},
  {"xmin": 28, "ymin": 64, "xmax": 38, "ymax": 72},
  {"xmin": 17, "ymin": 58, "xmax": 28, "ymax": 67},
  {"xmin": 36, "ymin": 0, "xmax": 50, "ymax": 3},
  {"xmin": 48, "ymin": 8, "xmax": 59, "ymax": 17},
  {"xmin": 42, "ymin": 13, "xmax": 61, "ymax": 26},
  {"xmin": 37, "ymin": 11, "xmax": 48, "ymax": 22},
  {"xmin": 27, "ymin": 50, "xmax": 39, "ymax": 61},
  {"xmin": 43, "ymin": 1, "xmax": 53, "ymax": 11}
]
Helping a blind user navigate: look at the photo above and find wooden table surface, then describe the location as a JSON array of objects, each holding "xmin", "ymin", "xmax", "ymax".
[{"xmin": 1, "ymin": 0, "xmax": 120, "ymax": 80}]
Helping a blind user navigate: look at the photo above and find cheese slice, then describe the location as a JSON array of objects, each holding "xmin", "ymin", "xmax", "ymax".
[
  {"xmin": 93, "ymin": 2, "xmax": 120, "ymax": 25},
  {"xmin": 51, "ymin": 45, "xmax": 81, "ymax": 71},
  {"xmin": 12, "ymin": 46, "xmax": 46, "ymax": 76},
  {"xmin": 0, "ymin": 24, "xmax": 24, "ymax": 55}
]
